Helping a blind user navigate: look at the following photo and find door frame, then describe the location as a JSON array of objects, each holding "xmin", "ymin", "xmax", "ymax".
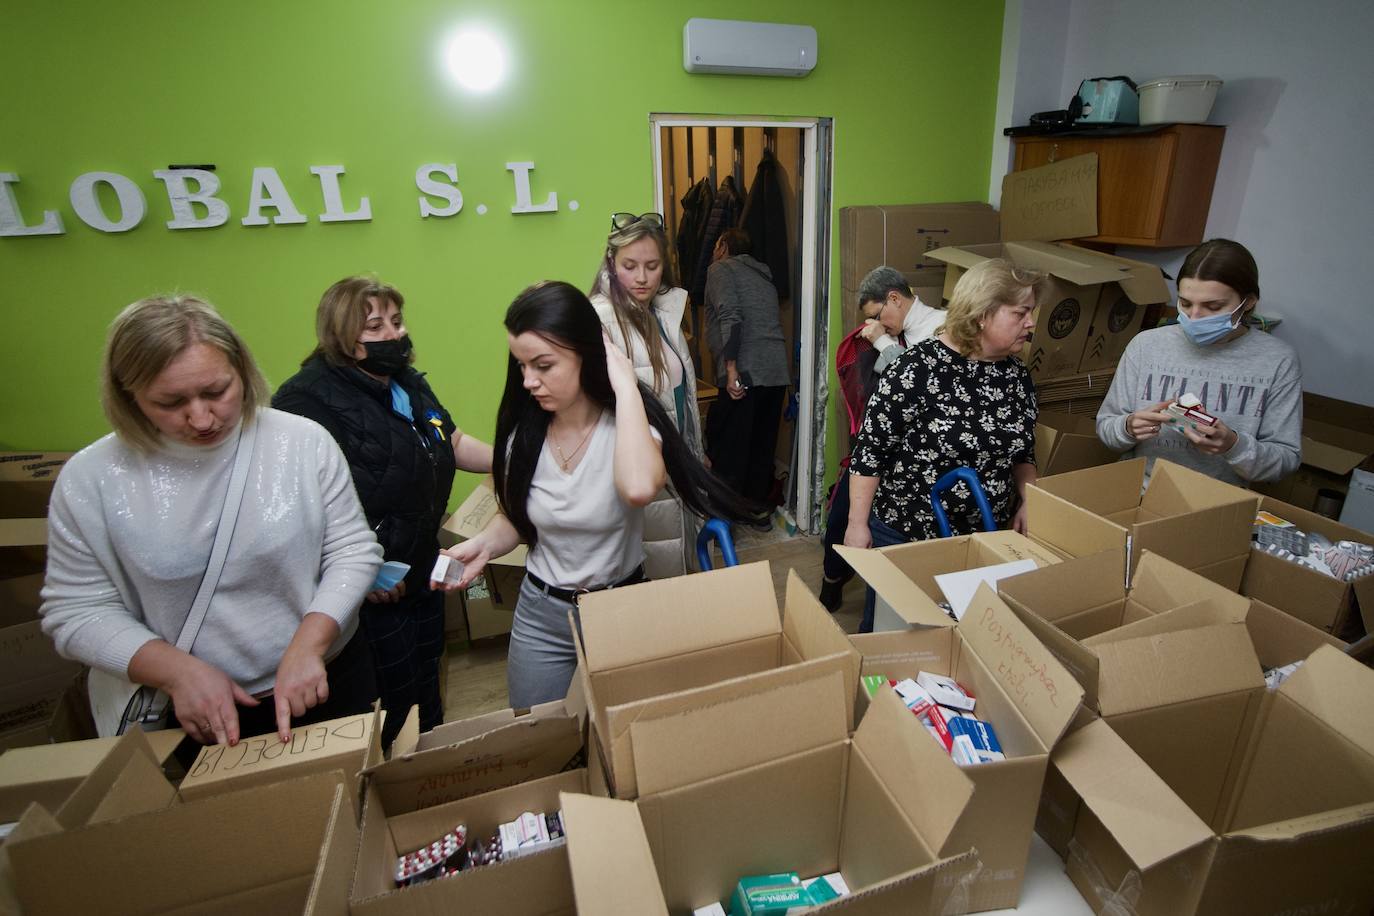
[{"xmin": 649, "ymin": 113, "xmax": 833, "ymax": 533}]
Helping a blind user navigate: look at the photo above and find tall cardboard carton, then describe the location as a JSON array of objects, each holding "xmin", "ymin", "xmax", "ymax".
[
  {"xmin": 1047, "ymin": 244, "xmax": 1171, "ymax": 373},
  {"xmin": 615, "ymin": 676, "xmax": 981, "ymax": 914},
  {"xmin": 839, "ymin": 201, "xmax": 1000, "ymax": 297},
  {"xmin": 573, "ymin": 565, "xmax": 859, "ymax": 798},
  {"xmin": 1049, "ymin": 646, "xmax": 1374, "ymax": 916},
  {"xmin": 1026, "ymin": 457, "xmax": 1259, "ymax": 588},
  {"xmin": 1035, "ymin": 410, "xmax": 1119, "ymax": 477},
  {"xmin": 1240, "ymin": 494, "xmax": 1374, "ymax": 635},
  {"xmin": 840, "ymin": 545, "xmax": 1085, "ymax": 912}
]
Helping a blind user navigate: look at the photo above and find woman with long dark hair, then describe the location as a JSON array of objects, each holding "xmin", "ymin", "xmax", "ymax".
[{"xmin": 433, "ymin": 281, "xmax": 760, "ymax": 707}]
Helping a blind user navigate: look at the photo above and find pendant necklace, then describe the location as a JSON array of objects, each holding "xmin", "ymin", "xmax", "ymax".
[{"xmin": 551, "ymin": 411, "xmax": 601, "ymax": 471}]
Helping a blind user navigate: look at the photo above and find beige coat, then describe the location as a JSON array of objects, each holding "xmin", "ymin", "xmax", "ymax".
[{"xmin": 590, "ymin": 287, "xmax": 702, "ymax": 578}]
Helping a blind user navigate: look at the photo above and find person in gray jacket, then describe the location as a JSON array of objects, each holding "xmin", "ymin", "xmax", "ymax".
[
  {"xmin": 1096, "ymin": 238, "xmax": 1302, "ymax": 486},
  {"xmin": 704, "ymin": 228, "xmax": 790, "ymax": 504}
]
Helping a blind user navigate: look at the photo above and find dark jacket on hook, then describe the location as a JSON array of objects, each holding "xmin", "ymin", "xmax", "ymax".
[
  {"xmin": 676, "ymin": 177, "xmax": 714, "ymax": 293},
  {"xmin": 691, "ymin": 175, "xmax": 742, "ymax": 307},
  {"xmin": 741, "ymin": 151, "xmax": 791, "ymax": 301}
]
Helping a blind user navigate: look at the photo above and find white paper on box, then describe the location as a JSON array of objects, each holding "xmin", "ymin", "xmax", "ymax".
[
  {"xmin": 934, "ymin": 560, "xmax": 1038, "ymax": 620},
  {"xmin": 693, "ymin": 904, "xmax": 728, "ymax": 916}
]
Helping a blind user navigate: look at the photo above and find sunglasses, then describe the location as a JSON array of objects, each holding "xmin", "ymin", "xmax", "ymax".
[{"xmin": 610, "ymin": 212, "xmax": 664, "ymax": 231}]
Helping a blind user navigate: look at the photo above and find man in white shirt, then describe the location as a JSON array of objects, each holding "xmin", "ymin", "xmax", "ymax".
[{"xmin": 857, "ymin": 266, "xmax": 945, "ymax": 378}]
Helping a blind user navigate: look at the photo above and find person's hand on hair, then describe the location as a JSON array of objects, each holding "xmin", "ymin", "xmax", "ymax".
[
  {"xmin": 167, "ymin": 656, "xmax": 258, "ymax": 747},
  {"xmin": 602, "ymin": 329, "xmax": 638, "ymax": 396},
  {"xmin": 858, "ymin": 319, "xmax": 884, "ymax": 344},
  {"xmin": 365, "ymin": 580, "xmax": 406, "ymax": 604},
  {"xmin": 1181, "ymin": 417, "xmax": 1239, "ymax": 455},
  {"xmin": 1126, "ymin": 401, "xmax": 1174, "ymax": 442}
]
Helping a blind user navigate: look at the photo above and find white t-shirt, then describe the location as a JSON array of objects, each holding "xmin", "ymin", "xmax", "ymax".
[{"xmin": 525, "ymin": 413, "xmax": 656, "ymax": 589}]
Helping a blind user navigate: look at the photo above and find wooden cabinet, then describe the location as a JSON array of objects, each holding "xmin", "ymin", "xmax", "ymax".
[{"xmin": 1012, "ymin": 124, "xmax": 1225, "ymax": 248}]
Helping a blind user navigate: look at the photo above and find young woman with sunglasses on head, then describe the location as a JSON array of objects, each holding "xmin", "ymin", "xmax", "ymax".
[
  {"xmin": 431, "ymin": 281, "xmax": 760, "ymax": 707},
  {"xmin": 588, "ymin": 212, "xmax": 704, "ymax": 577},
  {"xmin": 1096, "ymin": 238, "xmax": 1302, "ymax": 486}
]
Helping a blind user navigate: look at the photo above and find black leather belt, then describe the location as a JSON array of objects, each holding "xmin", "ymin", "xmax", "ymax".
[{"xmin": 525, "ymin": 565, "xmax": 646, "ymax": 605}]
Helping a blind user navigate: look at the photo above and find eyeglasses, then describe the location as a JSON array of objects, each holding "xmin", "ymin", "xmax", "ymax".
[{"xmin": 610, "ymin": 212, "xmax": 664, "ymax": 231}]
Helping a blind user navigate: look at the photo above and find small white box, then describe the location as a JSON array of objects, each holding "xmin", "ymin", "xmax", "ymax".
[
  {"xmin": 916, "ymin": 671, "xmax": 976, "ymax": 712},
  {"xmin": 430, "ymin": 554, "xmax": 465, "ymax": 587}
]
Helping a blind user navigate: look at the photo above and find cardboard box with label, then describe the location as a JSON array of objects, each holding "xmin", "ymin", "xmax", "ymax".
[
  {"xmin": 599, "ymin": 677, "xmax": 981, "ymax": 915},
  {"xmin": 1048, "ymin": 645, "xmax": 1374, "ymax": 916},
  {"xmin": 351, "ymin": 767, "xmax": 669, "ymax": 915},
  {"xmin": 839, "ymin": 201, "xmax": 1001, "ymax": 298},
  {"xmin": 836, "ymin": 552, "xmax": 1084, "ymax": 913},
  {"xmin": 573, "ymin": 564, "xmax": 859, "ymax": 799},
  {"xmin": 364, "ymin": 692, "xmax": 586, "ymax": 816},
  {"xmin": 440, "ymin": 478, "xmax": 525, "ymax": 641},
  {"xmin": 1241, "ymin": 495, "xmax": 1374, "ymax": 635},
  {"xmin": 1034, "ymin": 409, "xmax": 1119, "ymax": 477},
  {"xmin": 1027, "ymin": 457, "xmax": 1259, "ymax": 588}
]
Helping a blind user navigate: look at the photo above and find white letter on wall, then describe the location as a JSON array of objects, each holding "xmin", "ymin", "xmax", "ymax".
[
  {"xmin": 69, "ymin": 172, "xmax": 147, "ymax": 233},
  {"xmin": 416, "ymin": 163, "xmax": 463, "ymax": 218},
  {"xmin": 154, "ymin": 169, "xmax": 230, "ymax": 229},
  {"xmin": 0, "ymin": 173, "xmax": 64, "ymax": 236},
  {"xmin": 311, "ymin": 165, "xmax": 371, "ymax": 223},
  {"xmin": 241, "ymin": 167, "xmax": 308, "ymax": 226},
  {"xmin": 506, "ymin": 161, "xmax": 557, "ymax": 213}
]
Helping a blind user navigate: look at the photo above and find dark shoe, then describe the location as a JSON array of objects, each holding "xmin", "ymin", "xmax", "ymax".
[{"xmin": 819, "ymin": 576, "xmax": 846, "ymax": 612}]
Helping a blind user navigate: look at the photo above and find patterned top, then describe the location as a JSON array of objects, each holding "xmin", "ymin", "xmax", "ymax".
[{"xmin": 850, "ymin": 337, "xmax": 1037, "ymax": 540}]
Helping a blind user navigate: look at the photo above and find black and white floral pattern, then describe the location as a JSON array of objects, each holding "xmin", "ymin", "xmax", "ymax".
[{"xmin": 850, "ymin": 337, "xmax": 1036, "ymax": 540}]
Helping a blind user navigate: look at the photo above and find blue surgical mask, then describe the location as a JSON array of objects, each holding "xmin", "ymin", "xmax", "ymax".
[{"xmin": 1177, "ymin": 300, "xmax": 1245, "ymax": 346}]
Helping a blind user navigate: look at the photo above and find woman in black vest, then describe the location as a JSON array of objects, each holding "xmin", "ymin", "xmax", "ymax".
[{"xmin": 274, "ymin": 277, "xmax": 493, "ymax": 747}]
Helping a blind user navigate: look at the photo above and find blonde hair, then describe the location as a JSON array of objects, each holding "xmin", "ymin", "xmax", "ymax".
[
  {"xmin": 311, "ymin": 275, "xmax": 408, "ymax": 367},
  {"xmin": 943, "ymin": 259, "xmax": 1044, "ymax": 357},
  {"xmin": 590, "ymin": 221, "xmax": 677, "ymax": 392},
  {"xmin": 101, "ymin": 295, "xmax": 269, "ymax": 452}
]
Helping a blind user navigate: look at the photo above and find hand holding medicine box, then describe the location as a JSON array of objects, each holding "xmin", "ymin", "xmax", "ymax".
[
  {"xmin": 430, "ymin": 554, "xmax": 465, "ymax": 587},
  {"xmin": 1165, "ymin": 393, "xmax": 1218, "ymax": 432}
]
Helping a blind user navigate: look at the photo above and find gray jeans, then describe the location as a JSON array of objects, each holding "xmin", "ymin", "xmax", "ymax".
[{"xmin": 506, "ymin": 576, "xmax": 582, "ymax": 709}]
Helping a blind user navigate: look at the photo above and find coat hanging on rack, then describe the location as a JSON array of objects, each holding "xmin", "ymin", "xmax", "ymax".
[
  {"xmin": 675, "ymin": 177, "xmax": 714, "ymax": 294},
  {"xmin": 740, "ymin": 150, "xmax": 791, "ymax": 300},
  {"xmin": 690, "ymin": 175, "xmax": 742, "ymax": 307}
]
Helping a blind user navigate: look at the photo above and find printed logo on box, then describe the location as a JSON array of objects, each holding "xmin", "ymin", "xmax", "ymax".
[{"xmin": 1048, "ymin": 298, "xmax": 1081, "ymax": 339}]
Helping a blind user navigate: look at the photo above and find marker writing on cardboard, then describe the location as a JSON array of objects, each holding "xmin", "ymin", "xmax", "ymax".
[
  {"xmin": 187, "ymin": 718, "xmax": 358, "ymax": 778},
  {"xmin": 977, "ymin": 605, "xmax": 1062, "ymax": 708}
]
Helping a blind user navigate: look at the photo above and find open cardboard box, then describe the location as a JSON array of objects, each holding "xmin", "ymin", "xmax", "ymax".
[
  {"xmin": 839, "ymin": 546, "xmax": 1084, "ymax": 912},
  {"xmin": 616, "ymin": 675, "xmax": 982, "ymax": 914},
  {"xmin": 1048, "ymin": 646, "xmax": 1374, "ymax": 916},
  {"xmin": 837, "ymin": 531, "xmax": 1065, "ymax": 635},
  {"xmin": 0, "ymin": 621, "xmax": 82, "ymax": 752},
  {"xmin": 572, "ymin": 564, "xmax": 859, "ymax": 799},
  {"xmin": 1048, "ymin": 243, "xmax": 1171, "ymax": 373},
  {"xmin": 1241, "ymin": 494, "xmax": 1374, "ymax": 636},
  {"xmin": 1035, "ymin": 409, "xmax": 1119, "ymax": 477},
  {"xmin": 363, "ymin": 688, "xmax": 586, "ymax": 816},
  {"xmin": 351, "ymin": 766, "xmax": 667, "ymax": 914},
  {"xmin": 1253, "ymin": 392, "xmax": 1374, "ymax": 514},
  {"xmin": 439, "ymin": 478, "xmax": 523, "ymax": 640},
  {"xmin": 1026, "ymin": 457, "xmax": 1259, "ymax": 588},
  {"xmin": 178, "ymin": 706, "xmax": 382, "ymax": 815},
  {"xmin": 0, "ymin": 452, "xmax": 68, "ymax": 587}
]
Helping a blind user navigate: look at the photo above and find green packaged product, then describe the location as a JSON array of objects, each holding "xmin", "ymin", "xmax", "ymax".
[{"xmin": 729, "ymin": 872, "xmax": 806, "ymax": 915}]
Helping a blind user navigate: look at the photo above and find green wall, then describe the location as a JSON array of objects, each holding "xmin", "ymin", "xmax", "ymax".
[{"xmin": 2, "ymin": 0, "xmax": 1004, "ymax": 506}]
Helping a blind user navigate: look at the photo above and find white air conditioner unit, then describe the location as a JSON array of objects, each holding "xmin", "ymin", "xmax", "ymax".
[{"xmin": 682, "ymin": 18, "xmax": 817, "ymax": 77}]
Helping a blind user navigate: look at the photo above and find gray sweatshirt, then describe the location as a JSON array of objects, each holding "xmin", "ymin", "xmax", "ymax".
[
  {"xmin": 704, "ymin": 254, "xmax": 790, "ymax": 388},
  {"xmin": 1096, "ymin": 324, "xmax": 1303, "ymax": 485}
]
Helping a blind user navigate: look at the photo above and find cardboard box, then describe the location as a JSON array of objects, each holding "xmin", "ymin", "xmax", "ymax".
[
  {"xmin": 1241, "ymin": 495, "xmax": 1374, "ymax": 635},
  {"xmin": 351, "ymin": 766, "xmax": 667, "ymax": 914},
  {"xmin": 1052, "ymin": 244, "xmax": 1171, "ymax": 372},
  {"xmin": 8, "ymin": 765, "xmax": 356, "ymax": 915},
  {"xmin": 614, "ymin": 677, "xmax": 982, "ymax": 914},
  {"xmin": 1034, "ymin": 410, "xmax": 1118, "ymax": 477},
  {"xmin": 0, "ymin": 621, "xmax": 82, "ymax": 750},
  {"xmin": 839, "ymin": 201, "xmax": 1001, "ymax": 297},
  {"xmin": 440, "ymin": 478, "xmax": 524, "ymax": 640},
  {"xmin": 843, "ymin": 531, "xmax": 1066, "ymax": 635},
  {"xmin": 1049, "ymin": 646, "xmax": 1374, "ymax": 916},
  {"xmin": 1340, "ymin": 466, "xmax": 1374, "ymax": 535},
  {"xmin": 573, "ymin": 565, "xmax": 859, "ymax": 799},
  {"xmin": 363, "ymin": 694, "xmax": 586, "ymax": 816},
  {"xmin": 1027, "ymin": 457, "xmax": 1259, "ymax": 588},
  {"xmin": 0, "ymin": 452, "xmax": 67, "ymax": 582},
  {"xmin": 1254, "ymin": 393, "xmax": 1374, "ymax": 513},
  {"xmin": 178, "ymin": 707, "xmax": 382, "ymax": 813},
  {"xmin": 839, "ymin": 547, "xmax": 1085, "ymax": 912}
]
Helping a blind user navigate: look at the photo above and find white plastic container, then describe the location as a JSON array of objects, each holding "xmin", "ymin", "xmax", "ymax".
[{"xmin": 1138, "ymin": 75, "xmax": 1222, "ymax": 124}]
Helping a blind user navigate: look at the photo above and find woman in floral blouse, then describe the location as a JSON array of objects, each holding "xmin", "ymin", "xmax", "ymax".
[{"xmin": 844, "ymin": 259, "xmax": 1043, "ymax": 632}]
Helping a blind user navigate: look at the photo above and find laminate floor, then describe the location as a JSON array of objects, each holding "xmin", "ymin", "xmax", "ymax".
[{"xmin": 442, "ymin": 533, "xmax": 868, "ymax": 721}]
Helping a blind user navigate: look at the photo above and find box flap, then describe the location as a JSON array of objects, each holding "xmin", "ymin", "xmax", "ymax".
[
  {"xmin": 53, "ymin": 729, "xmax": 177, "ymax": 828},
  {"xmin": 1092, "ymin": 623, "xmax": 1263, "ymax": 717},
  {"xmin": 0, "ymin": 519, "xmax": 46, "ymax": 549},
  {"xmin": 1082, "ymin": 598, "xmax": 1245, "ymax": 647},
  {"xmin": 1224, "ymin": 800, "xmax": 1374, "ymax": 842},
  {"xmin": 1053, "ymin": 244, "xmax": 1172, "ymax": 305},
  {"xmin": 997, "ymin": 550, "xmax": 1125, "ymax": 623},
  {"xmin": 1128, "ymin": 551, "xmax": 1250, "ymax": 617},
  {"xmin": 1301, "ymin": 419, "xmax": 1374, "ymax": 474},
  {"xmin": 578, "ymin": 561, "xmax": 782, "ymax": 671},
  {"xmin": 1144, "ymin": 460, "xmax": 1259, "ymax": 515},
  {"xmin": 853, "ymin": 687, "xmax": 974, "ymax": 855},
  {"xmin": 999, "ymin": 153, "xmax": 1099, "ymax": 242},
  {"xmin": 834, "ymin": 545, "xmax": 954, "ymax": 630},
  {"xmin": 629, "ymin": 670, "xmax": 848, "ymax": 797},
  {"xmin": 561, "ymin": 792, "xmax": 669, "ymax": 915},
  {"xmin": 390, "ymin": 705, "xmax": 421, "ymax": 758},
  {"xmin": 781, "ymin": 571, "xmax": 861, "ymax": 705},
  {"xmin": 1276, "ymin": 645, "xmax": 1374, "ymax": 760},
  {"xmin": 1003, "ymin": 240, "xmax": 1127, "ymax": 287},
  {"xmin": 1053, "ymin": 719, "xmax": 1214, "ymax": 870},
  {"xmin": 958, "ymin": 583, "xmax": 1084, "ymax": 745}
]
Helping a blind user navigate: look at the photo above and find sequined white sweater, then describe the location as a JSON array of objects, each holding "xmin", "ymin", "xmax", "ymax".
[{"xmin": 40, "ymin": 408, "xmax": 383, "ymax": 695}]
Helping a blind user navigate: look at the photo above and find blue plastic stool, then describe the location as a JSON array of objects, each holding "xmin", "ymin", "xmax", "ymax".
[
  {"xmin": 930, "ymin": 467, "xmax": 996, "ymax": 538},
  {"xmin": 695, "ymin": 518, "xmax": 739, "ymax": 570}
]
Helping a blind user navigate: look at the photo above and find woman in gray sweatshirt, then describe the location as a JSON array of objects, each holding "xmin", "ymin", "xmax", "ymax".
[{"xmin": 1096, "ymin": 239, "xmax": 1302, "ymax": 486}]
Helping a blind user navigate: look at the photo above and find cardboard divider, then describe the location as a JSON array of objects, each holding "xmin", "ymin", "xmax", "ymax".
[{"xmin": 561, "ymin": 792, "xmax": 668, "ymax": 914}]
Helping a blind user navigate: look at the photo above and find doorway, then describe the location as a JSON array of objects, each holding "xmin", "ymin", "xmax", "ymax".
[{"xmin": 650, "ymin": 114, "xmax": 833, "ymax": 533}]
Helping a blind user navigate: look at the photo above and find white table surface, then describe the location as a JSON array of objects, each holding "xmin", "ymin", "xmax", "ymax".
[{"xmin": 983, "ymin": 834, "xmax": 1093, "ymax": 916}]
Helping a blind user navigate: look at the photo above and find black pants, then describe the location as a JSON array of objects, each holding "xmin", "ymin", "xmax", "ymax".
[
  {"xmin": 822, "ymin": 470, "xmax": 853, "ymax": 582},
  {"xmin": 169, "ymin": 625, "xmax": 377, "ymax": 750},
  {"xmin": 706, "ymin": 384, "xmax": 787, "ymax": 504},
  {"xmin": 359, "ymin": 584, "xmax": 446, "ymax": 749}
]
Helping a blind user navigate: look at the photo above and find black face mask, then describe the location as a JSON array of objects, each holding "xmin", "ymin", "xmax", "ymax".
[{"xmin": 357, "ymin": 335, "xmax": 413, "ymax": 376}]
